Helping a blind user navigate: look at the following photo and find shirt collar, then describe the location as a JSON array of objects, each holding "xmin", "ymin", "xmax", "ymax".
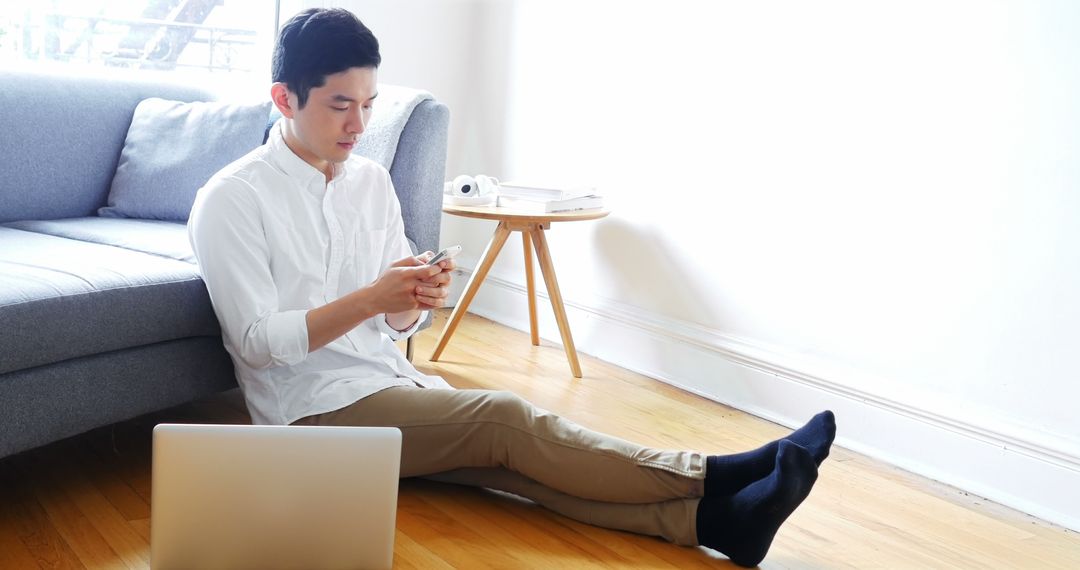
[{"xmin": 268, "ymin": 120, "xmax": 348, "ymax": 195}]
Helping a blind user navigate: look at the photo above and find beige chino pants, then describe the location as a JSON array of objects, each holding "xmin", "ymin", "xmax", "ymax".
[{"xmin": 293, "ymin": 386, "xmax": 704, "ymax": 545}]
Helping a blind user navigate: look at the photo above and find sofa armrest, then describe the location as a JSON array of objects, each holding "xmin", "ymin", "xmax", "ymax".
[{"xmin": 389, "ymin": 99, "xmax": 450, "ymax": 257}]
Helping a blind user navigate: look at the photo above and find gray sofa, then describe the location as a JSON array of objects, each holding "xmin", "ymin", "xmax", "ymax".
[{"xmin": 0, "ymin": 67, "xmax": 449, "ymax": 459}]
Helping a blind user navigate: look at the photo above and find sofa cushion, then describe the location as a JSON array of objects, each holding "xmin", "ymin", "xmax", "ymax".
[
  {"xmin": 0, "ymin": 67, "xmax": 223, "ymax": 224},
  {"xmin": 0, "ymin": 227, "xmax": 221, "ymax": 375},
  {"xmin": 99, "ymin": 97, "xmax": 272, "ymax": 221},
  {"xmin": 5, "ymin": 217, "xmax": 195, "ymax": 263}
]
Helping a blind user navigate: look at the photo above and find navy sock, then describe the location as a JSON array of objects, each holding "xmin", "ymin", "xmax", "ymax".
[
  {"xmin": 787, "ymin": 410, "xmax": 835, "ymax": 466},
  {"xmin": 704, "ymin": 410, "xmax": 835, "ymax": 496},
  {"xmin": 696, "ymin": 440, "xmax": 818, "ymax": 567}
]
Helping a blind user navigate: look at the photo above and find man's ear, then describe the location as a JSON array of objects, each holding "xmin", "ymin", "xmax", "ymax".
[{"xmin": 270, "ymin": 83, "xmax": 296, "ymax": 118}]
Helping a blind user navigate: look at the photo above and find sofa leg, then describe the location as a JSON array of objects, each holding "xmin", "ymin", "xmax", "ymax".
[{"xmin": 406, "ymin": 336, "xmax": 415, "ymax": 361}]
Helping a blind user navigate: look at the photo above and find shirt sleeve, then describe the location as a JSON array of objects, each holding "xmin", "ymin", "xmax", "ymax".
[
  {"xmin": 188, "ymin": 177, "xmax": 310, "ymax": 369},
  {"xmin": 373, "ymin": 167, "xmax": 429, "ymax": 341},
  {"xmin": 376, "ymin": 311, "xmax": 427, "ymax": 340}
]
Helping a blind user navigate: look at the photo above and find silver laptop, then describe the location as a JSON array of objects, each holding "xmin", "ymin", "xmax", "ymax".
[{"xmin": 151, "ymin": 424, "xmax": 401, "ymax": 570}]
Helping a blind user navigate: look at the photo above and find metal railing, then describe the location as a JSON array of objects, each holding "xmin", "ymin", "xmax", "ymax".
[{"xmin": 31, "ymin": 11, "xmax": 259, "ymax": 72}]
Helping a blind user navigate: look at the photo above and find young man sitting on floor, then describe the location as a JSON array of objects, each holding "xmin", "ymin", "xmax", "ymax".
[{"xmin": 188, "ymin": 8, "xmax": 836, "ymax": 566}]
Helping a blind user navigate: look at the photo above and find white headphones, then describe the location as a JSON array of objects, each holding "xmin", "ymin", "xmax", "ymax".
[{"xmin": 444, "ymin": 174, "xmax": 500, "ymax": 205}]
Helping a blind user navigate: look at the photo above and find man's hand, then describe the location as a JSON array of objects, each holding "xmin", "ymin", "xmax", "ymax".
[
  {"xmin": 369, "ymin": 261, "xmax": 443, "ymax": 314},
  {"xmin": 389, "ymin": 252, "xmax": 455, "ymax": 309},
  {"xmin": 418, "ymin": 252, "xmax": 455, "ymax": 309},
  {"xmin": 305, "ymin": 255, "xmax": 446, "ymax": 352}
]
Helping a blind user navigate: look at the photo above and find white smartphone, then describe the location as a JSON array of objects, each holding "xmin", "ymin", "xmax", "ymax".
[{"xmin": 427, "ymin": 245, "xmax": 462, "ymax": 265}]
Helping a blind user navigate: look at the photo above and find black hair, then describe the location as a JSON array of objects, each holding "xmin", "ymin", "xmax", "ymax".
[{"xmin": 271, "ymin": 8, "xmax": 381, "ymax": 109}]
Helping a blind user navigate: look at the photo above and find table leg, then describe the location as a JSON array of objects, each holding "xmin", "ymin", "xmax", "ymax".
[
  {"xmin": 528, "ymin": 225, "xmax": 583, "ymax": 378},
  {"xmin": 522, "ymin": 231, "xmax": 539, "ymax": 345},
  {"xmin": 430, "ymin": 222, "xmax": 512, "ymax": 361}
]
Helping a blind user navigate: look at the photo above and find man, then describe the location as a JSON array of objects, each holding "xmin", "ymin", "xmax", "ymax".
[{"xmin": 188, "ymin": 8, "xmax": 835, "ymax": 567}]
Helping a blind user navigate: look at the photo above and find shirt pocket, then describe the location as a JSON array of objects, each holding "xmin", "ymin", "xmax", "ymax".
[{"xmin": 346, "ymin": 227, "xmax": 390, "ymax": 290}]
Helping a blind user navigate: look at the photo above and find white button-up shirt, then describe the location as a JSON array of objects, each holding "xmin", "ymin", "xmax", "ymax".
[{"xmin": 188, "ymin": 122, "xmax": 452, "ymax": 425}]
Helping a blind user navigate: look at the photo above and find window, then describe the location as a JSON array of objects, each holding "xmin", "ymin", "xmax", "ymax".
[{"xmin": 1, "ymin": 0, "xmax": 278, "ymax": 81}]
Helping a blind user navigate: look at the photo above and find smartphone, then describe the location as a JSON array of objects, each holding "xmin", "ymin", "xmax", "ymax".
[{"xmin": 427, "ymin": 245, "xmax": 462, "ymax": 265}]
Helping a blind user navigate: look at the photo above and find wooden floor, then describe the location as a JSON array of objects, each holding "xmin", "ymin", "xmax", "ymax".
[{"xmin": 2, "ymin": 310, "xmax": 1078, "ymax": 569}]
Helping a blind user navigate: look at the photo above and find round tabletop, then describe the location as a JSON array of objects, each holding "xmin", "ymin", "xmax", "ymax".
[{"xmin": 442, "ymin": 204, "xmax": 610, "ymax": 223}]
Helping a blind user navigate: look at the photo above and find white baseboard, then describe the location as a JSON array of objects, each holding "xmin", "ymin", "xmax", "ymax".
[{"xmin": 447, "ymin": 264, "xmax": 1080, "ymax": 533}]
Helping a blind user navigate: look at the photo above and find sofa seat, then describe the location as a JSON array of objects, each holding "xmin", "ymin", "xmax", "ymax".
[
  {"xmin": 0, "ymin": 223, "xmax": 220, "ymax": 376},
  {"xmin": 5, "ymin": 217, "xmax": 197, "ymax": 262}
]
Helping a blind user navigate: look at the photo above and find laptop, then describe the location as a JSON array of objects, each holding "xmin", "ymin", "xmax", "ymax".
[{"xmin": 151, "ymin": 423, "xmax": 401, "ymax": 570}]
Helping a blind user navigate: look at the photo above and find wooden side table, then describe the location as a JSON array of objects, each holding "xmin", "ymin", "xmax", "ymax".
[{"xmin": 430, "ymin": 204, "xmax": 610, "ymax": 377}]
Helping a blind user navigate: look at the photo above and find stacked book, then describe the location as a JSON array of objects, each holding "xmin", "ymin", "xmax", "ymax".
[{"xmin": 497, "ymin": 182, "xmax": 605, "ymax": 213}]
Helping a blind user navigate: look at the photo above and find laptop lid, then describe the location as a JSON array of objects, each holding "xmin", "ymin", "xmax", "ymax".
[{"xmin": 151, "ymin": 424, "xmax": 401, "ymax": 570}]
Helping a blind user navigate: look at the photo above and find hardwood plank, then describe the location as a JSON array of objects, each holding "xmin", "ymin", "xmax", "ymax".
[
  {"xmin": 34, "ymin": 445, "xmax": 150, "ymax": 569},
  {"xmin": 0, "ymin": 527, "xmax": 44, "ymax": 570},
  {"xmin": 392, "ymin": 527, "xmax": 455, "ymax": 570},
  {"xmin": 511, "ymin": 507, "xmax": 702, "ymax": 569},
  {"xmin": 411, "ymin": 479, "xmax": 621, "ymax": 569},
  {"xmin": 127, "ymin": 518, "xmax": 151, "ymax": 545},
  {"xmin": 529, "ymin": 508, "xmax": 725, "ymax": 570},
  {"xmin": 395, "ymin": 484, "xmax": 522, "ymax": 569},
  {"xmin": 83, "ymin": 424, "xmax": 154, "ymax": 507},
  {"xmin": 11, "ymin": 452, "xmax": 122, "ymax": 569},
  {"xmin": 0, "ymin": 459, "xmax": 81, "ymax": 570},
  {"xmin": 64, "ymin": 440, "xmax": 150, "ymax": 522}
]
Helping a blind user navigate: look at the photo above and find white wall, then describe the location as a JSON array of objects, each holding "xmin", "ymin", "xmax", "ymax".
[{"xmin": 291, "ymin": 0, "xmax": 1080, "ymax": 530}]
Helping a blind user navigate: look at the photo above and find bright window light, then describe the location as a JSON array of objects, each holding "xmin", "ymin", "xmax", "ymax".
[{"xmin": 0, "ymin": 0, "xmax": 277, "ymax": 80}]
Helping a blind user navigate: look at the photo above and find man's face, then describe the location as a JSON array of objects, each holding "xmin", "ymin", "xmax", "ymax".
[{"xmin": 280, "ymin": 66, "xmax": 377, "ymax": 174}]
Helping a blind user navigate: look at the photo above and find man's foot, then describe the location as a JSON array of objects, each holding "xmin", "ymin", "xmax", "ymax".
[
  {"xmin": 704, "ymin": 410, "xmax": 835, "ymax": 496},
  {"xmin": 696, "ymin": 441, "xmax": 818, "ymax": 567},
  {"xmin": 786, "ymin": 410, "xmax": 835, "ymax": 465}
]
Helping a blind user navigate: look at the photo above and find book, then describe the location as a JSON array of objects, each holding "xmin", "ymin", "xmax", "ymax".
[
  {"xmin": 497, "ymin": 193, "xmax": 605, "ymax": 213},
  {"xmin": 498, "ymin": 182, "xmax": 597, "ymax": 201}
]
